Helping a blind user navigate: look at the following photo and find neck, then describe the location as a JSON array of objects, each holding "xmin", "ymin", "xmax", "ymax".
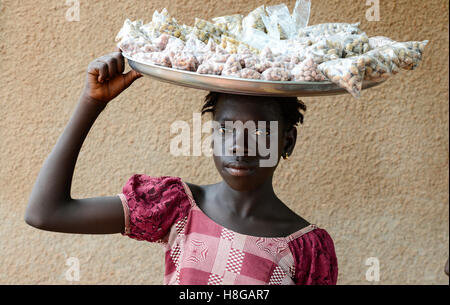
[{"xmin": 214, "ymin": 177, "xmax": 278, "ymax": 219}]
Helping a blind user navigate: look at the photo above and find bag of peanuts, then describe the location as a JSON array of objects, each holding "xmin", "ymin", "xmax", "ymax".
[
  {"xmin": 368, "ymin": 36, "xmax": 395, "ymax": 49},
  {"xmin": 297, "ymin": 22, "xmax": 362, "ymax": 41},
  {"xmin": 212, "ymin": 14, "xmax": 244, "ymax": 37},
  {"xmin": 361, "ymin": 40, "xmax": 428, "ymax": 82},
  {"xmin": 382, "ymin": 41, "xmax": 428, "ymax": 70},
  {"xmin": 301, "ymin": 37, "xmax": 343, "ymax": 64},
  {"xmin": 338, "ymin": 33, "xmax": 371, "ymax": 57},
  {"xmin": 242, "ymin": 5, "xmax": 267, "ymax": 33},
  {"xmin": 360, "ymin": 49, "xmax": 397, "ymax": 82},
  {"xmin": 318, "ymin": 56, "xmax": 366, "ymax": 98},
  {"xmin": 291, "ymin": 57, "xmax": 327, "ymax": 82}
]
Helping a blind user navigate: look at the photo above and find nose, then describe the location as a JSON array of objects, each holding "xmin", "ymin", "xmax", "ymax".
[{"xmin": 226, "ymin": 128, "xmax": 256, "ymax": 157}]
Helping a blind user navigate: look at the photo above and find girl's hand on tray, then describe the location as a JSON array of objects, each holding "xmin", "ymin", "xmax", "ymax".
[{"xmin": 82, "ymin": 48, "xmax": 143, "ymax": 106}]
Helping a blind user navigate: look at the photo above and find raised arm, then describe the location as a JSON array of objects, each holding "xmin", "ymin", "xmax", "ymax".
[{"xmin": 25, "ymin": 50, "xmax": 142, "ymax": 234}]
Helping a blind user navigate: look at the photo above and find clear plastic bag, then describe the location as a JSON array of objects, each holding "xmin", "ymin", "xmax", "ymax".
[
  {"xmin": 298, "ymin": 22, "xmax": 362, "ymax": 40},
  {"xmin": 222, "ymin": 54, "xmax": 243, "ymax": 76},
  {"xmin": 184, "ymin": 33, "xmax": 208, "ymax": 64},
  {"xmin": 261, "ymin": 0, "xmax": 311, "ymax": 40},
  {"xmin": 262, "ymin": 67, "xmax": 292, "ymax": 81},
  {"xmin": 368, "ymin": 36, "xmax": 395, "ymax": 49},
  {"xmin": 196, "ymin": 43, "xmax": 229, "ymax": 75},
  {"xmin": 318, "ymin": 56, "xmax": 366, "ymax": 98},
  {"xmin": 291, "ymin": 57, "xmax": 326, "ymax": 82},
  {"xmin": 265, "ymin": 4, "xmax": 294, "ymax": 39},
  {"xmin": 240, "ymin": 55, "xmax": 259, "ymax": 69},
  {"xmin": 139, "ymin": 43, "xmax": 157, "ymax": 53},
  {"xmin": 164, "ymin": 37, "xmax": 186, "ymax": 58},
  {"xmin": 240, "ymin": 68, "xmax": 262, "ymax": 79},
  {"xmin": 156, "ymin": 18, "xmax": 187, "ymax": 41},
  {"xmin": 239, "ymin": 26, "xmax": 272, "ymax": 51},
  {"xmin": 242, "ymin": 5, "xmax": 267, "ymax": 33},
  {"xmin": 193, "ymin": 18, "xmax": 224, "ymax": 44},
  {"xmin": 197, "ymin": 60, "xmax": 224, "ymax": 75},
  {"xmin": 260, "ymin": 46, "xmax": 276, "ymax": 62},
  {"xmin": 117, "ymin": 36, "xmax": 148, "ymax": 56},
  {"xmin": 212, "ymin": 14, "xmax": 243, "ymax": 37},
  {"xmin": 220, "ymin": 35, "xmax": 242, "ymax": 54},
  {"xmin": 383, "ymin": 41, "xmax": 428, "ymax": 70},
  {"xmin": 170, "ymin": 51, "xmax": 199, "ymax": 71},
  {"xmin": 302, "ymin": 37, "xmax": 343, "ymax": 64},
  {"xmin": 195, "ymin": 18, "xmax": 224, "ymax": 37},
  {"xmin": 361, "ymin": 40, "xmax": 428, "ymax": 81},
  {"xmin": 338, "ymin": 33, "xmax": 370, "ymax": 57},
  {"xmin": 292, "ymin": 0, "xmax": 311, "ymax": 31},
  {"xmin": 134, "ymin": 51, "xmax": 172, "ymax": 67},
  {"xmin": 359, "ymin": 51, "xmax": 393, "ymax": 82},
  {"xmin": 115, "ymin": 19, "xmax": 150, "ymax": 43},
  {"xmin": 152, "ymin": 33, "xmax": 171, "ymax": 51}
]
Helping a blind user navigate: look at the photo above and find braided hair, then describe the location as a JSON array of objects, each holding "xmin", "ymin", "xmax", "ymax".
[{"xmin": 201, "ymin": 92, "xmax": 307, "ymax": 131}]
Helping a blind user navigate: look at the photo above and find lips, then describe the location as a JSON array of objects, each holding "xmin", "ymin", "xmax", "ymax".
[{"xmin": 224, "ymin": 161, "xmax": 256, "ymax": 177}]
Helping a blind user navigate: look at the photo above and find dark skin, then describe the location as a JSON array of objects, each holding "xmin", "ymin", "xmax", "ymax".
[
  {"xmin": 186, "ymin": 94, "xmax": 309, "ymax": 237},
  {"xmin": 25, "ymin": 50, "xmax": 309, "ymax": 238}
]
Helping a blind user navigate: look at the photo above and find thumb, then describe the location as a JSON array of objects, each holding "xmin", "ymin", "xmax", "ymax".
[{"xmin": 122, "ymin": 69, "xmax": 143, "ymax": 88}]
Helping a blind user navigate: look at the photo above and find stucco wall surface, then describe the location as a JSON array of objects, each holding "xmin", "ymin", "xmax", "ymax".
[{"xmin": 0, "ymin": 0, "xmax": 448, "ymax": 284}]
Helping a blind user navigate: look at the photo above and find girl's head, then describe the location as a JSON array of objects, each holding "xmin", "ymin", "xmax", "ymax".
[{"xmin": 201, "ymin": 92, "xmax": 306, "ymax": 191}]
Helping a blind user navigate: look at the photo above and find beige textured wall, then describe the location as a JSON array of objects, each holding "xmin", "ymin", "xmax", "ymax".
[{"xmin": 0, "ymin": 0, "xmax": 448, "ymax": 285}]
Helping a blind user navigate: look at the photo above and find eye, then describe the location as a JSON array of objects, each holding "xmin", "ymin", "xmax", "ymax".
[
  {"xmin": 218, "ymin": 126, "xmax": 233, "ymax": 134},
  {"xmin": 254, "ymin": 129, "xmax": 270, "ymax": 136}
]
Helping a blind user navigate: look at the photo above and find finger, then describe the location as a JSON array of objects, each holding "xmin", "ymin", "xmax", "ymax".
[
  {"xmin": 99, "ymin": 56, "xmax": 118, "ymax": 80},
  {"xmin": 122, "ymin": 69, "xmax": 143, "ymax": 89},
  {"xmin": 88, "ymin": 61, "xmax": 109, "ymax": 83},
  {"xmin": 113, "ymin": 51, "xmax": 125, "ymax": 74}
]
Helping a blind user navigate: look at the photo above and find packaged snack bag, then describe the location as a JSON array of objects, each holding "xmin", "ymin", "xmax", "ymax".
[
  {"xmin": 318, "ymin": 56, "xmax": 366, "ymax": 98},
  {"xmin": 197, "ymin": 60, "xmax": 225, "ymax": 75},
  {"xmin": 291, "ymin": 57, "xmax": 327, "ymax": 81},
  {"xmin": 262, "ymin": 67, "xmax": 292, "ymax": 81},
  {"xmin": 212, "ymin": 14, "xmax": 244, "ymax": 37},
  {"xmin": 152, "ymin": 33, "xmax": 171, "ymax": 51},
  {"xmin": 368, "ymin": 36, "xmax": 395, "ymax": 49},
  {"xmin": 240, "ymin": 68, "xmax": 262, "ymax": 79},
  {"xmin": 242, "ymin": 5, "xmax": 267, "ymax": 33},
  {"xmin": 117, "ymin": 36, "xmax": 148, "ymax": 56},
  {"xmin": 134, "ymin": 52, "xmax": 172, "ymax": 67},
  {"xmin": 222, "ymin": 54, "xmax": 243, "ymax": 77},
  {"xmin": 170, "ymin": 51, "xmax": 199, "ymax": 71},
  {"xmin": 298, "ymin": 22, "xmax": 362, "ymax": 40},
  {"xmin": 164, "ymin": 37, "xmax": 186, "ymax": 58}
]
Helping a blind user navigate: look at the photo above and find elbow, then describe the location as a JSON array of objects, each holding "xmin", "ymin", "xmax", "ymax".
[
  {"xmin": 24, "ymin": 210, "xmax": 46, "ymax": 230},
  {"xmin": 24, "ymin": 202, "xmax": 49, "ymax": 230}
]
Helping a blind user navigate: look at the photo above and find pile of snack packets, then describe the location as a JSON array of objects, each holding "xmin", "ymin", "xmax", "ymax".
[{"xmin": 115, "ymin": 0, "xmax": 428, "ymax": 98}]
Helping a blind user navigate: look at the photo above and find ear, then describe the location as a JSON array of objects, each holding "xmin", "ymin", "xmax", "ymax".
[{"xmin": 282, "ymin": 126, "xmax": 297, "ymax": 157}]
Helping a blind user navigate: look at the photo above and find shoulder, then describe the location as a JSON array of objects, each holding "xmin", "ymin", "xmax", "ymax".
[
  {"xmin": 123, "ymin": 174, "xmax": 185, "ymax": 194},
  {"xmin": 288, "ymin": 226, "xmax": 336, "ymax": 250},
  {"xmin": 288, "ymin": 226, "xmax": 338, "ymax": 285},
  {"xmin": 120, "ymin": 174, "xmax": 193, "ymax": 243}
]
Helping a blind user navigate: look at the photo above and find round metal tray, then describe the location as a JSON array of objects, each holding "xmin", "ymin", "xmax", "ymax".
[{"xmin": 124, "ymin": 53, "xmax": 385, "ymax": 97}]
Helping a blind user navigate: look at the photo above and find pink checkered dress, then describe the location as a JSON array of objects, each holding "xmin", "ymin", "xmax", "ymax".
[{"xmin": 118, "ymin": 174, "xmax": 338, "ymax": 285}]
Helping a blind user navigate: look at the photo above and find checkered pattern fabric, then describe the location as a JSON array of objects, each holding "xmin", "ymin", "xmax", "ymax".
[{"xmin": 119, "ymin": 174, "xmax": 338, "ymax": 285}]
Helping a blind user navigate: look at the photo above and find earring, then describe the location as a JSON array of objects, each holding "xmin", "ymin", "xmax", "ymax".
[{"xmin": 283, "ymin": 153, "xmax": 289, "ymax": 160}]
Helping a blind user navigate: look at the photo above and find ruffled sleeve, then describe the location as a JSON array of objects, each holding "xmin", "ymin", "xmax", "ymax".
[
  {"xmin": 117, "ymin": 174, "xmax": 191, "ymax": 243},
  {"xmin": 288, "ymin": 228, "xmax": 338, "ymax": 285}
]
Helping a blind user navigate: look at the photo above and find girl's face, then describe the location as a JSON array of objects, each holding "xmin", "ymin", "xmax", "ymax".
[{"xmin": 212, "ymin": 93, "xmax": 297, "ymax": 191}]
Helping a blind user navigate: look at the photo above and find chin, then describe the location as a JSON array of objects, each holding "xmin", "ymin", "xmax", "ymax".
[{"xmin": 219, "ymin": 169, "xmax": 260, "ymax": 191}]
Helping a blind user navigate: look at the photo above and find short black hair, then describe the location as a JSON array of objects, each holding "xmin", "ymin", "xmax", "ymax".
[{"xmin": 201, "ymin": 92, "xmax": 307, "ymax": 130}]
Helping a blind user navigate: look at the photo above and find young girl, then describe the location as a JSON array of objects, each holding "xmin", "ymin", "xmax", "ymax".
[{"xmin": 25, "ymin": 50, "xmax": 338, "ymax": 285}]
